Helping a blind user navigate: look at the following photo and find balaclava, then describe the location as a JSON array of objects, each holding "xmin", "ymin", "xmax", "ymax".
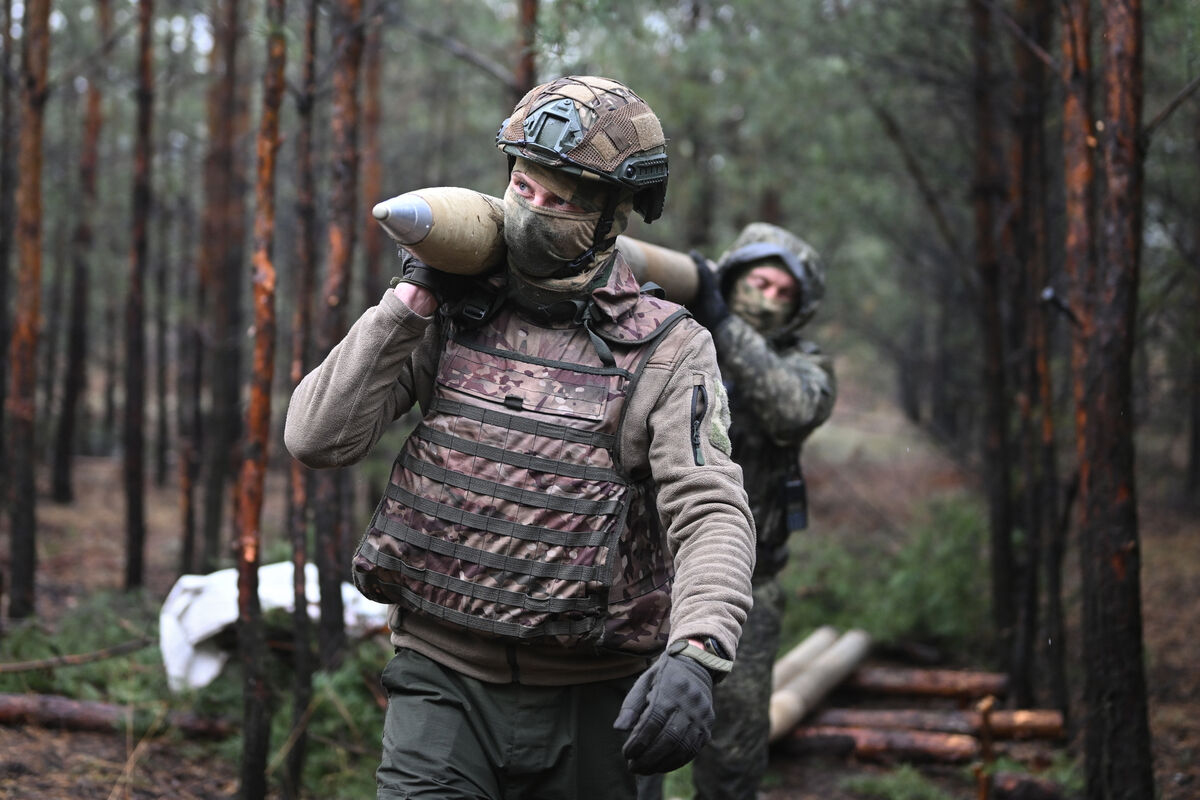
[
  {"xmin": 727, "ymin": 259, "xmax": 799, "ymax": 335},
  {"xmin": 715, "ymin": 223, "xmax": 826, "ymax": 341},
  {"xmin": 504, "ymin": 157, "xmax": 633, "ymax": 311}
]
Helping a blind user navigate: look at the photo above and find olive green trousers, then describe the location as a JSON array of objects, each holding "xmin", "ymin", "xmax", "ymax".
[{"xmin": 378, "ymin": 648, "xmax": 640, "ymax": 800}]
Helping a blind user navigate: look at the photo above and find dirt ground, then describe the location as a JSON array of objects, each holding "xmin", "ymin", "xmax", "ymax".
[{"xmin": 1, "ymin": 369, "xmax": 1197, "ymax": 799}]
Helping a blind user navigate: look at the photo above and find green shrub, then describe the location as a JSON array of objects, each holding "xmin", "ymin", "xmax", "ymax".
[
  {"xmin": 984, "ymin": 754, "xmax": 1084, "ymax": 797},
  {"xmin": 779, "ymin": 493, "xmax": 990, "ymax": 658},
  {"xmin": 841, "ymin": 764, "xmax": 957, "ymax": 800},
  {"xmin": 210, "ymin": 634, "xmax": 390, "ymax": 799},
  {"xmin": 0, "ymin": 589, "xmax": 167, "ymax": 704},
  {"xmin": 0, "ymin": 588, "xmax": 389, "ymax": 797}
]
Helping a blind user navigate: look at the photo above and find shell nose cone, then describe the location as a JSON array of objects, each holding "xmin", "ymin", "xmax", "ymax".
[{"xmin": 372, "ymin": 193, "xmax": 434, "ymax": 245}]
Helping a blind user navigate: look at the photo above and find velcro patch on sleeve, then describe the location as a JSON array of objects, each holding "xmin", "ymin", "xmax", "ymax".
[{"xmin": 709, "ymin": 380, "xmax": 732, "ymax": 457}]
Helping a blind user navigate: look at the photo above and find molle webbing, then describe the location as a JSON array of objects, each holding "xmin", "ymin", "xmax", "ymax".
[
  {"xmin": 412, "ymin": 421, "xmax": 622, "ymax": 483},
  {"xmin": 385, "ymin": 481, "xmax": 613, "ymax": 549},
  {"xmin": 432, "ymin": 396, "xmax": 617, "ymax": 449},
  {"xmin": 398, "ymin": 449, "xmax": 621, "ymax": 517},
  {"xmin": 357, "ymin": 540, "xmax": 600, "ymax": 640},
  {"xmin": 448, "ymin": 328, "xmax": 634, "ymax": 380},
  {"xmin": 365, "ymin": 512, "xmax": 604, "ymax": 584},
  {"xmin": 352, "ymin": 298, "xmax": 684, "ymax": 652}
]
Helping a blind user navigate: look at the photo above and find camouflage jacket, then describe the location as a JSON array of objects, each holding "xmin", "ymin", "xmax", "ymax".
[
  {"xmin": 285, "ymin": 254, "xmax": 756, "ymax": 685},
  {"xmin": 712, "ymin": 315, "xmax": 836, "ymax": 578}
]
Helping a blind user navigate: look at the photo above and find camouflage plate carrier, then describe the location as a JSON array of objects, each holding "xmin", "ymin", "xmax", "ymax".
[{"xmin": 353, "ymin": 286, "xmax": 690, "ymax": 657}]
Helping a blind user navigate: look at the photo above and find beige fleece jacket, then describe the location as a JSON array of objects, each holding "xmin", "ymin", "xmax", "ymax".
[{"xmin": 285, "ymin": 261, "xmax": 755, "ymax": 685}]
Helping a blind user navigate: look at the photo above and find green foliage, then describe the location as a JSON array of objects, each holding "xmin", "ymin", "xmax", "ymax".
[
  {"xmin": 985, "ymin": 753, "xmax": 1085, "ymax": 796},
  {"xmin": 0, "ymin": 587, "xmax": 391, "ymax": 797},
  {"xmin": 841, "ymin": 764, "xmax": 956, "ymax": 800},
  {"xmin": 876, "ymin": 496, "xmax": 990, "ymax": 646},
  {"xmin": 662, "ymin": 762, "xmax": 693, "ymax": 799},
  {"xmin": 205, "ymin": 636, "xmax": 391, "ymax": 799},
  {"xmin": 779, "ymin": 494, "xmax": 990, "ymax": 658},
  {"xmin": 0, "ymin": 590, "xmax": 167, "ymax": 704}
]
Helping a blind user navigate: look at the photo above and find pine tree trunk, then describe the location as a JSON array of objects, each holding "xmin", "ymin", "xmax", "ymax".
[
  {"xmin": 1005, "ymin": 0, "xmax": 1053, "ymax": 709},
  {"xmin": 898, "ymin": 320, "xmax": 923, "ymax": 424},
  {"xmin": 314, "ymin": 0, "xmax": 364, "ymax": 669},
  {"xmin": 1057, "ymin": 0, "xmax": 1099, "ymax": 727},
  {"xmin": 361, "ymin": 16, "xmax": 385, "ymax": 307},
  {"xmin": 124, "ymin": 0, "xmax": 154, "ymax": 591},
  {"xmin": 970, "ymin": 0, "xmax": 1015, "ymax": 662},
  {"xmin": 359, "ymin": 16, "xmax": 386, "ymax": 516},
  {"xmin": 38, "ymin": 211, "xmax": 64, "ymax": 436},
  {"xmin": 283, "ymin": 5, "xmax": 320, "ymax": 793},
  {"xmin": 1188, "ymin": 117, "xmax": 1200, "ymax": 500},
  {"xmin": 102, "ymin": 299, "xmax": 117, "ymax": 451},
  {"xmin": 178, "ymin": 241, "xmax": 202, "ymax": 577},
  {"xmin": 514, "ymin": 0, "xmax": 538, "ymax": 101},
  {"xmin": 686, "ymin": 130, "xmax": 716, "ymax": 251},
  {"xmin": 6, "ymin": 0, "xmax": 52, "ymax": 620},
  {"xmin": 199, "ymin": 0, "xmax": 246, "ymax": 573},
  {"xmin": 929, "ymin": 278, "xmax": 957, "ymax": 442},
  {"xmin": 1189, "ymin": 282, "xmax": 1200, "ymax": 496},
  {"xmin": 1076, "ymin": 1, "xmax": 1155, "ymax": 796},
  {"xmin": 153, "ymin": 19, "xmax": 176, "ymax": 490},
  {"xmin": 52, "ymin": 0, "xmax": 109, "ymax": 503},
  {"xmin": 237, "ymin": 2, "xmax": 287, "ymax": 793},
  {"xmin": 175, "ymin": 16, "xmax": 201, "ymax": 578},
  {"xmin": 0, "ymin": 0, "xmax": 16, "ymax": 493}
]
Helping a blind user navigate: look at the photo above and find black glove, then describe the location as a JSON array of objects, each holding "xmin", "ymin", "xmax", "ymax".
[
  {"xmin": 392, "ymin": 248, "xmax": 465, "ymax": 307},
  {"xmin": 687, "ymin": 250, "xmax": 729, "ymax": 331},
  {"xmin": 613, "ymin": 649, "xmax": 715, "ymax": 775}
]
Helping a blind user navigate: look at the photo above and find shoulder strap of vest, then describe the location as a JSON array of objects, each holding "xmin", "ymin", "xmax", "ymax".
[
  {"xmin": 441, "ymin": 278, "xmax": 506, "ymax": 329},
  {"xmin": 639, "ymin": 281, "xmax": 666, "ymax": 299}
]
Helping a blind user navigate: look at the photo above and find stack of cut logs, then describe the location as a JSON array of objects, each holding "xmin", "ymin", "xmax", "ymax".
[{"xmin": 768, "ymin": 626, "xmax": 1065, "ymax": 766}]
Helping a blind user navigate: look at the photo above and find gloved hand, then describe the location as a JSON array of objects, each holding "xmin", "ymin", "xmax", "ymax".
[
  {"xmin": 613, "ymin": 649, "xmax": 715, "ymax": 775},
  {"xmin": 392, "ymin": 248, "xmax": 465, "ymax": 308},
  {"xmin": 687, "ymin": 250, "xmax": 729, "ymax": 331}
]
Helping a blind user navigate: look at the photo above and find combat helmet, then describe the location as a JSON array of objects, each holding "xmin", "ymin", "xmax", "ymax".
[
  {"xmin": 497, "ymin": 76, "xmax": 669, "ymax": 225},
  {"xmin": 716, "ymin": 222, "xmax": 826, "ymax": 330}
]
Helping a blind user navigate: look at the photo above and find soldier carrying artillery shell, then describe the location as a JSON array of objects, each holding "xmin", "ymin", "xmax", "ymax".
[{"xmin": 285, "ymin": 75, "xmax": 756, "ymax": 800}]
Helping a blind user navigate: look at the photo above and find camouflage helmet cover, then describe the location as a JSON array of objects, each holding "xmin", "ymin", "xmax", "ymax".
[
  {"xmin": 716, "ymin": 222, "xmax": 826, "ymax": 329},
  {"xmin": 496, "ymin": 75, "xmax": 669, "ymax": 223}
]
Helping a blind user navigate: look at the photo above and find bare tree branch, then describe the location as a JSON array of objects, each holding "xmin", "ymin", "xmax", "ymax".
[
  {"xmin": 853, "ymin": 76, "xmax": 968, "ymax": 266},
  {"xmin": 1142, "ymin": 72, "xmax": 1200, "ymax": 144},
  {"xmin": 395, "ymin": 16, "xmax": 520, "ymax": 93},
  {"xmin": 978, "ymin": 0, "xmax": 1061, "ymax": 76},
  {"xmin": 0, "ymin": 636, "xmax": 155, "ymax": 674},
  {"xmin": 46, "ymin": 16, "xmax": 138, "ymax": 94}
]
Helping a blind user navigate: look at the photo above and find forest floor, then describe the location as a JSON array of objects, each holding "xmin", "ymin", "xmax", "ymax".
[
  {"xmin": 754, "ymin": 373, "xmax": 1200, "ymax": 800},
  {"xmin": 1, "ymin": 362, "xmax": 1197, "ymax": 799}
]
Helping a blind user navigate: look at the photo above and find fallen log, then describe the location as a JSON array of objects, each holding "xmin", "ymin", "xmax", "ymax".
[
  {"xmin": 768, "ymin": 629, "xmax": 872, "ymax": 742},
  {"xmin": 0, "ymin": 692, "xmax": 234, "ymax": 739},
  {"xmin": 845, "ymin": 666, "xmax": 1009, "ymax": 699},
  {"xmin": 809, "ymin": 708, "xmax": 1064, "ymax": 740},
  {"xmin": 784, "ymin": 724, "xmax": 980, "ymax": 763},
  {"xmin": 771, "ymin": 625, "xmax": 840, "ymax": 691}
]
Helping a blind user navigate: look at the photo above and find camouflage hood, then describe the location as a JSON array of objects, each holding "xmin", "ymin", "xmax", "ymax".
[{"xmin": 715, "ymin": 223, "xmax": 825, "ymax": 338}]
